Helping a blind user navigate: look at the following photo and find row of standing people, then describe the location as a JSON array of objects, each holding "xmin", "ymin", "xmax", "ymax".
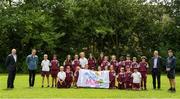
[{"xmin": 6, "ymin": 49, "xmax": 176, "ymax": 92}]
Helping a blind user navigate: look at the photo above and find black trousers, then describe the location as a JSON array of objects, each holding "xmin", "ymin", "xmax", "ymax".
[
  {"xmin": 29, "ymin": 70, "xmax": 36, "ymax": 87},
  {"xmin": 152, "ymin": 68, "xmax": 161, "ymax": 89},
  {"xmin": 7, "ymin": 70, "xmax": 16, "ymax": 88}
]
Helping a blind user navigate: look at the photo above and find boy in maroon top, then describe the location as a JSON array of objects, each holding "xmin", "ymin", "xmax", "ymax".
[
  {"xmin": 65, "ymin": 66, "xmax": 73, "ymax": 88},
  {"xmin": 117, "ymin": 67, "xmax": 126, "ymax": 89},
  {"xmin": 139, "ymin": 56, "xmax": 149, "ymax": 90},
  {"xmin": 63, "ymin": 55, "xmax": 72, "ymax": 70},
  {"xmin": 88, "ymin": 53, "xmax": 96, "ymax": 70},
  {"xmin": 131, "ymin": 57, "xmax": 139, "ymax": 72},
  {"xmin": 109, "ymin": 65, "xmax": 116, "ymax": 89},
  {"xmin": 118, "ymin": 56, "xmax": 125, "ymax": 72},
  {"xmin": 74, "ymin": 66, "xmax": 80, "ymax": 87},
  {"xmin": 97, "ymin": 52, "xmax": 104, "ymax": 66},
  {"xmin": 124, "ymin": 55, "xmax": 132, "ymax": 71},
  {"xmin": 125, "ymin": 67, "xmax": 132, "ymax": 89},
  {"xmin": 72, "ymin": 54, "xmax": 80, "ymax": 72},
  {"xmin": 110, "ymin": 55, "xmax": 119, "ymax": 73},
  {"xmin": 101, "ymin": 56, "xmax": 110, "ymax": 70},
  {"xmin": 50, "ymin": 55, "xmax": 59, "ymax": 87}
]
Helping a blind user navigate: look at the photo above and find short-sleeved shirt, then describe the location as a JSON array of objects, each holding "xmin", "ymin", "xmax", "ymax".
[
  {"xmin": 132, "ymin": 72, "xmax": 141, "ymax": 83},
  {"xmin": 57, "ymin": 71, "xmax": 66, "ymax": 81},
  {"xmin": 79, "ymin": 57, "xmax": 88, "ymax": 68},
  {"xmin": 41, "ymin": 60, "xmax": 51, "ymax": 71}
]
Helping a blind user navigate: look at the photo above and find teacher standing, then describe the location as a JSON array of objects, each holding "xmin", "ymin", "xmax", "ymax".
[
  {"xmin": 26, "ymin": 49, "xmax": 38, "ymax": 88},
  {"xmin": 150, "ymin": 50, "xmax": 163, "ymax": 90},
  {"xmin": 5, "ymin": 49, "xmax": 17, "ymax": 89}
]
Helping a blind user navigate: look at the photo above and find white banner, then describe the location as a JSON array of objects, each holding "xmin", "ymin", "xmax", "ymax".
[{"xmin": 77, "ymin": 69, "xmax": 109, "ymax": 88}]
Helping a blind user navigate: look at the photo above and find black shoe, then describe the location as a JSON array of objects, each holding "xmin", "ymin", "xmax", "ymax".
[
  {"xmin": 168, "ymin": 87, "xmax": 172, "ymax": 91},
  {"xmin": 47, "ymin": 85, "xmax": 50, "ymax": 88},
  {"xmin": 171, "ymin": 88, "xmax": 176, "ymax": 93},
  {"xmin": 42, "ymin": 85, "xmax": 44, "ymax": 88},
  {"xmin": 51, "ymin": 85, "xmax": 54, "ymax": 88}
]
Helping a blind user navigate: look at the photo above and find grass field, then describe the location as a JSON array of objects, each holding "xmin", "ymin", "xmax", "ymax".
[{"xmin": 0, "ymin": 74, "xmax": 179, "ymax": 98}]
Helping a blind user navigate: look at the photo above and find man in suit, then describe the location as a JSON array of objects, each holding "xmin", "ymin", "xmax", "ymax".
[
  {"xmin": 5, "ymin": 49, "xmax": 17, "ymax": 89},
  {"xmin": 150, "ymin": 50, "xmax": 163, "ymax": 90}
]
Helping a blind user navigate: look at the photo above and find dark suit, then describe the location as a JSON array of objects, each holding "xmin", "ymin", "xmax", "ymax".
[
  {"xmin": 150, "ymin": 56, "xmax": 163, "ymax": 89},
  {"xmin": 5, "ymin": 54, "xmax": 17, "ymax": 88}
]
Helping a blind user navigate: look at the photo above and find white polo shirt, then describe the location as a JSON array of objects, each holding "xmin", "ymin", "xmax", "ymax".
[
  {"xmin": 131, "ymin": 72, "xmax": 141, "ymax": 83},
  {"xmin": 41, "ymin": 60, "xmax": 51, "ymax": 71},
  {"xmin": 79, "ymin": 57, "xmax": 88, "ymax": 68},
  {"xmin": 57, "ymin": 71, "xmax": 66, "ymax": 81}
]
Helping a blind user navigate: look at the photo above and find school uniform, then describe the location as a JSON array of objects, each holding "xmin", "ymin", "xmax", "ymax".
[
  {"xmin": 118, "ymin": 61, "xmax": 125, "ymax": 70},
  {"xmin": 50, "ymin": 59, "xmax": 59, "ymax": 77},
  {"xmin": 79, "ymin": 57, "xmax": 88, "ymax": 69},
  {"xmin": 117, "ymin": 72, "xmax": 126, "ymax": 89},
  {"xmin": 72, "ymin": 59, "xmax": 80, "ymax": 72},
  {"xmin": 101, "ymin": 61, "xmax": 110, "ymax": 70},
  {"xmin": 41, "ymin": 60, "xmax": 51, "ymax": 77},
  {"xmin": 124, "ymin": 60, "xmax": 132, "ymax": 70},
  {"xmin": 139, "ymin": 62, "xmax": 148, "ymax": 89},
  {"xmin": 109, "ymin": 71, "xmax": 116, "ymax": 88},
  {"xmin": 97, "ymin": 57, "xmax": 104, "ymax": 66},
  {"xmin": 132, "ymin": 72, "xmax": 141, "ymax": 89},
  {"xmin": 57, "ymin": 71, "xmax": 66, "ymax": 88},
  {"xmin": 125, "ymin": 71, "xmax": 132, "ymax": 89},
  {"xmin": 63, "ymin": 60, "xmax": 72, "ymax": 70},
  {"xmin": 88, "ymin": 58, "xmax": 96, "ymax": 70},
  {"xmin": 110, "ymin": 60, "xmax": 119, "ymax": 73},
  {"xmin": 131, "ymin": 62, "xmax": 139, "ymax": 72},
  {"xmin": 74, "ymin": 71, "xmax": 79, "ymax": 86},
  {"xmin": 65, "ymin": 71, "xmax": 73, "ymax": 88}
]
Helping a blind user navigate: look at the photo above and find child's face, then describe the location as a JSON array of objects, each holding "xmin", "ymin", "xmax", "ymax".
[
  {"xmin": 110, "ymin": 66, "xmax": 113, "ymax": 70},
  {"xmin": 168, "ymin": 51, "xmax": 173, "ymax": 57},
  {"xmin": 133, "ymin": 58, "xmax": 136, "ymax": 62},
  {"xmin": 98, "ymin": 67, "xmax": 101, "ymax": 71},
  {"xmin": 74, "ymin": 55, "xmax": 78, "ymax": 59},
  {"xmin": 142, "ymin": 59, "xmax": 146, "ymax": 62},
  {"xmin": 104, "ymin": 56, "xmax": 108, "ymax": 61},
  {"xmin": 126, "ymin": 57, "xmax": 130, "ymax": 60},
  {"xmin": 44, "ymin": 55, "xmax": 48, "ymax": 60},
  {"xmin": 53, "ymin": 56, "xmax": 57, "ymax": 60},
  {"xmin": 134, "ymin": 69, "xmax": 138, "ymax": 72},
  {"xmin": 60, "ymin": 67, "xmax": 64, "ymax": 71},
  {"xmin": 120, "ymin": 69, "xmax": 124, "ymax": 72},
  {"xmin": 127, "ymin": 68, "xmax": 130, "ymax": 71}
]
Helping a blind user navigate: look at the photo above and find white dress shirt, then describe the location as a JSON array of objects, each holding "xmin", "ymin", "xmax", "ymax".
[
  {"xmin": 12, "ymin": 54, "xmax": 17, "ymax": 62},
  {"xmin": 41, "ymin": 60, "xmax": 51, "ymax": 71},
  {"xmin": 153, "ymin": 57, "xmax": 158, "ymax": 68},
  {"xmin": 57, "ymin": 71, "xmax": 66, "ymax": 81},
  {"xmin": 79, "ymin": 57, "xmax": 88, "ymax": 68},
  {"xmin": 132, "ymin": 72, "xmax": 142, "ymax": 83}
]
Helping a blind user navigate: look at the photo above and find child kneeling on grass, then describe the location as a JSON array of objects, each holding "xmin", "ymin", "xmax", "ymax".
[
  {"xmin": 131, "ymin": 68, "xmax": 141, "ymax": 90},
  {"xmin": 57, "ymin": 66, "xmax": 66, "ymax": 88}
]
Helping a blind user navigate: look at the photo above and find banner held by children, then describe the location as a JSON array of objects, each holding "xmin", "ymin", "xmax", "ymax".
[{"xmin": 77, "ymin": 69, "xmax": 110, "ymax": 88}]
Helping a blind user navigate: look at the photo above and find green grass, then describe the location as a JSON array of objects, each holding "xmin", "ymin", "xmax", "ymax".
[{"xmin": 0, "ymin": 74, "xmax": 179, "ymax": 98}]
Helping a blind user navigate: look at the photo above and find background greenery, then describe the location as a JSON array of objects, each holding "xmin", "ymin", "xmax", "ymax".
[{"xmin": 0, "ymin": 0, "xmax": 179, "ymax": 73}]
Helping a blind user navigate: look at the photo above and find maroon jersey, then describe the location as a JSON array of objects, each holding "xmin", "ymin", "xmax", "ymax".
[
  {"xmin": 131, "ymin": 62, "xmax": 139, "ymax": 72},
  {"xmin": 125, "ymin": 71, "xmax": 132, "ymax": 82},
  {"xmin": 125, "ymin": 60, "xmax": 132, "ymax": 69},
  {"xmin": 110, "ymin": 60, "xmax": 118, "ymax": 68},
  {"xmin": 72, "ymin": 59, "xmax": 80, "ymax": 71},
  {"xmin": 64, "ymin": 60, "xmax": 72, "ymax": 69},
  {"xmin": 74, "ymin": 71, "xmax": 79, "ymax": 82},
  {"xmin": 51, "ymin": 59, "xmax": 59, "ymax": 70},
  {"xmin": 101, "ymin": 61, "xmax": 110, "ymax": 70},
  {"xmin": 139, "ymin": 62, "xmax": 148, "ymax": 72},
  {"xmin": 88, "ymin": 58, "xmax": 96, "ymax": 70},
  {"xmin": 109, "ymin": 71, "xmax": 116, "ymax": 88},
  {"xmin": 117, "ymin": 72, "xmax": 126, "ymax": 83},
  {"xmin": 118, "ymin": 61, "xmax": 125, "ymax": 68},
  {"xmin": 65, "ymin": 71, "xmax": 73, "ymax": 88},
  {"xmin": 97, "ymin": 57, "xmax": 104, "ymax": 66}
]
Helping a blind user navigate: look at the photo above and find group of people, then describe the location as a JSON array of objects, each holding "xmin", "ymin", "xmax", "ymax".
[{"xmin": 5, "ymin": 48, "xmax": 176, "ymax": 92}]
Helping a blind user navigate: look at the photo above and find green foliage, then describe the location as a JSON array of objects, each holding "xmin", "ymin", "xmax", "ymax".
[{"xmin": 0, "ymin": 0, "xmax": 179, "ymax": 72}]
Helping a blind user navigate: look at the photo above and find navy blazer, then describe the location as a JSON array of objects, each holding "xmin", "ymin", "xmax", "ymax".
[
  {"xmin": 150, "ymin": 56, "xmax": 163, "ymax": 72},
  {"xmin": 5, "ymin": 54, "xmax": 17, "ymax": 71}
]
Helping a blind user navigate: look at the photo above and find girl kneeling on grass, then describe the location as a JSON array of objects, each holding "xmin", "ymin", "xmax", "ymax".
[
  {"xmin": 41, "ymin": 54, "xmax": 51, "ymax": 88},
  {"xmin": 57, "ymin": 66, "xmax": 66, "ymax": 88}
]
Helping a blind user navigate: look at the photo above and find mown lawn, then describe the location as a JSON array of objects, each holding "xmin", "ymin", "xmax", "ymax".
[{"xmin": 0, "ymin": 74, "xmax": 179, "ymax": 98}]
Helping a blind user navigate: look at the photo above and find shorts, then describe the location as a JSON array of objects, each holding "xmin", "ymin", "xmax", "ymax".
[
  {"xmin": 41, "ymin": 71, "xmax": 50, "ymax": 77},
  {"xmin": 167, "ymin": 69, "xmax": 175, "ymax": 79},
  {"xmin": 133, "ymin": 83, "xmax": 140, "ymax": 89}
]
